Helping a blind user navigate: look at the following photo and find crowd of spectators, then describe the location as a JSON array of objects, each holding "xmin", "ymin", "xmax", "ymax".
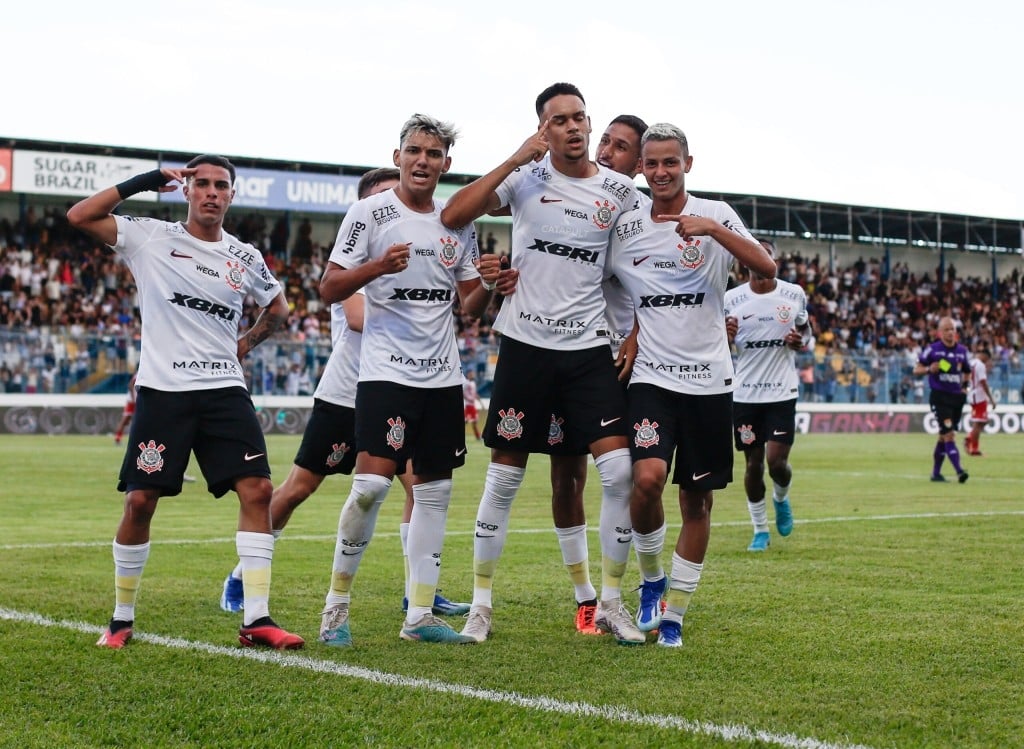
[{"xmin": 1, "ymin": 203, "xmax": 1021, "ymax": 402}]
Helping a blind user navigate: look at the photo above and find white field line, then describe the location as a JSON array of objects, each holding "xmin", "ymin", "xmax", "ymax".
[
  {"xmin": 3, "ymin": 509, "xmax": 1023, "ymax": 551},
  {"xmin": 0, "ymin": 606, "xmax": 875, "ymax": 749}
]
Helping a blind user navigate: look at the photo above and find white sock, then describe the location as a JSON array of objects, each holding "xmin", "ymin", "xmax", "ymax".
[
  {"xmin": 237, "ymin": 531, "xmax": 274, "ymax": 626},
  {"xmin": 112, "ymin": 540, "xmax": 150, "ymax": 623},
  {"xmin": 325, "ymin": 474, "xmax": 392, "ymax": 608},
  {"xmin": 747, "ymin": 499, "xmax": 769, "ymax": 533},
  {"xmin": 472, "ymin": 462, "xmax": 525, "ymax": 609},
  {"xmin": 663, "ymin": 552, "xmax": 703, "ymax": 624},
  {"xmin": 595, "ymin": 448, "xmax": 632, "ymax": 602},
  {"xmin": 399, "ymin": 522, "xmax": 411, "ymax": 600},
  {"xmin": 772, "ymin": 480, "xmax": 790, "ymax": 502},
  {"xmin": 554, "ymin": 524, "xmax": 596, "ymax": 603},
  {"xmin": 632, "ymin": 524, "xmax": 666, "ymax": 582},
  {"xmin": 406, "ymin": 480, "xmax": 452, "ymax": 622}
]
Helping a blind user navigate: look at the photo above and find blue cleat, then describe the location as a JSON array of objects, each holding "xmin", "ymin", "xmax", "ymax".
[
  {"xmin": 402, "ymin": 592, "xmax": 471, "ymax": 616},
  {"xmin": 636, "ymin": 576, "xmax": 668, "ymax": 632},
  {"xmin": 400, "ymin": 613, "xmax": 475, "ymax": 643},
  {"xmin": 656, "ymin": 619, "xmax": 683, "ymax": 648},
  {"xmin": 774, "ymin": 497, "xmax": 794, "ymax": 537},
  {"xmin": 220, "ymin": 574, "xmax": 244, "ymax": 612},
  {"xmin": 747, "ymin": 531, "xmax": 770, "ymax": 552},
  {"xmin": 319, "ymin": 604, "xmax": 352, "ymax": 647}
]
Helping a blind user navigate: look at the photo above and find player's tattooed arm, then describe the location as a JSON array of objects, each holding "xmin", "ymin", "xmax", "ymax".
[{"xmin": 237, "ymin": 291, "xmax": 288, "ymax": 360}]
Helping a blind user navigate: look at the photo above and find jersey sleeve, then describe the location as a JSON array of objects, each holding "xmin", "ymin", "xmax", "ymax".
[
  {"xmin": 111, "ymin": 214, "xmax": 162, "ymax": 259},
  {"xmin": 453, "ymin": 221, "xmax": 482, "ymax": 281},
  {"xmin": 328, "ymin": 200, "xmax": 373, "ymax": 269}
]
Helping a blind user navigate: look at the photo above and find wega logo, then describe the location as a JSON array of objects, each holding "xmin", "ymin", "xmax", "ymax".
[{"xmin": 0, "ymin": 149, "xmax": 11, "ymax": 191}]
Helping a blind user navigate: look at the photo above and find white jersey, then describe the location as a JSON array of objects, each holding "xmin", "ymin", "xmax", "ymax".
[
  {"xmin": 493, "ymin": 154, "xmax": 636, "ymax": 350},
  {"xmin": 609, "ymin": 194, "xmax": 756, "ymax": 394},
  {"xmin": 724, "ymin": 279, "xmax": 808, "ymax": 403},
  {"xmin": 110, "ymin": 215, "xmax": 281, "ymax": 391},
  {"xmin": 463, "ymin": 376, "xmax": 478, "ymax": 408},
  {"xmin": 968, "ymin": 358, "xmax": 990, "ymax": 405},
  {"xmin": 312, "ymin": 291, "xmax": 363, "ymax": 408},
  {"xmin": 328, "ymin": 188, "xmax": 478, "ymax": 388},
  {"xmin": 600, "ymin": 192, "xmax": 649, "ymax": 357}
]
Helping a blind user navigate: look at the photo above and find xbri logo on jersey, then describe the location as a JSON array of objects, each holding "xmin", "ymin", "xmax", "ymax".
[
  {"xmin": 526, "ymin": 238, "xmax": 599, "ymax": 264},
  {"xmin": 776, "ymin": 305, "xmax": 793, "ymax": 324},
  {"xmin": 225, "ymin": 261, "xmax": 245, "ymax": 291},
  {"xmin": 438, "ymin": 236, "xmax": 459, "ymax": 268},
  {"xmin": 633, "ymin": 418, "xmax": 660, "ymax": 448},
  {"xmin": 737, "ymin": 424, "xmax": 756, "ymax": 445},
  {"xmin": 388, "ymin": 288, "xmax": 453, "ymax": 302},
  {"xmin": 325, "ymin": 442, "xmax": 351, "ymax": 468},
  {"xmin": 592, "ymin": 199, "xmax": 616, "ymax": 230},
  {"xmin": 137, "ymin": 439, "xmax": 166, "ymax": 474},
  {"xmin": 168, "ymin": 293, "xmax": 236, "ymax": 321},
  {"xmin": 744, "ymin": 339, "xmax": 785, "ymax": 349},
  {"xmin": 678, "ymin": 241, "xmax": 705, "ymax": 270},
  {"xmin": 386, "ymin": 417, "xmax": 406, "ymax": 450},
  {"xmin": 638, "ymin": 292, "xmax": 706, "ymax": 308},
  {"xmin": 547, "ymin": 415, "xmax": 565, "ymax": 446},
  {"xmin": 496, "ymin": 408, "xmax": 525, "ymax": 440}
]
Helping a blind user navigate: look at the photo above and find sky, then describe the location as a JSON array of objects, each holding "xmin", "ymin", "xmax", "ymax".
[{"xmin": 5, "ymin": 1, "xmax": 1021, "ymax": 220}]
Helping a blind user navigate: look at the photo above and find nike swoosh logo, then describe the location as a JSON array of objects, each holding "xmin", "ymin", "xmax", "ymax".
[
  {"xmin": 170, "ymin": 249, "xmax": 193, "ymax": 259},
  {"xmin": 540, "ymin": 196, "xmax": 562, "ymax": 203},
  {"xmin": 600, "ymin": 417, "xmax": 622, "ymax": 427},
  {"xmin": 742, "ymin": 314, "xmax": 755, "ymax": 319},
  {"xmin": 772, "ymin": 430, "xmax": 788, "ymax": 436},
  {"xmin": 341, "ymin": 550, "xmax": 361, "ymax": 555},
  {"xmin": 455, "ymin": 448, "xmax": 467, "ymax": 457},
  {"xmin": 692, "ymin": 471, "xmax": 712, "ymax": 481},
  {"xmin": 616, "ymin": 536, "xmax": 631, "ymax": 544},
  {"xmin": 632, "ymin": 256, "xmax": 649, "ymax": 266},
  {"xmin": 475, "ymin": 532, "xmax": 494, "ymax": 538},
  {"xmin": 244, "ymin": 452, "xmax": 265, "ymax": 461}
]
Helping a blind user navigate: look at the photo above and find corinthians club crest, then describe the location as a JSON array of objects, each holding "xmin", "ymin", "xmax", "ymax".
[
  {"xmin": 776, "ymin": 305, "xmax": 793, "ymax": 324},
  {"xmin": 225, "ymin": 260, "xmax": 245, "ymax": 291},
  {"xmin": 592, "ymin": 199, "xmax": 616, "ymax": 230},
  {"xmin": 496, "ymin": 407, "xmax": 524, "ymax": 440},
  {"xmin": 386, "ymin": 417, "xmax": 406, "ymax": 450},
  {"xmin": 737, "ymin": 424, "xmax": 756, "ymax": 445},
  {"xmin": 547, "ymin": 414, "xmax": 565, "ymax": 446},
  {"xmin": 136, "ymin": 439, "xmax": 166, "ymax": 474},
  {"xmin": 678, "ymin": 240, "xmax": 705, "ymax": 270},
  {"xmin": 325, "ymin": 442, "xmax": 351, "ymax": 468},
  {"xmin": 438, "ymin": 236, "xmax": 459, "ymax": 268},
  {"xmin": 633, "ymin": 418, "xmax": 660, "ymax": 448}
]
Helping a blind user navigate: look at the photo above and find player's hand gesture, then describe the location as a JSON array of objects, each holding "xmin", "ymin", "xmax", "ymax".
[
  {"xmin": 509, "ymin": 120, "xmax": 550, "ymax": 166},
  {"xmin": 156, "ymin": 167, "xmax": 194, "ymax": 193},
  {"xmin": 379, "ymin": 243, "xmax": 412, "ymax": 275},
  {"xmin": 725, "ymin": 315, "xmax": 738, "ymax": 344},
  {"xmin": 657, "ymin": 214, "xmax": 715, "ymax": 240}
]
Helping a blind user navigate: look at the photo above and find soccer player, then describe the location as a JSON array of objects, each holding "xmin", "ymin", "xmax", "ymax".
[
  {"xmin": 217, "ymin": 168, "xmax": 469, "ymax": 619},
  {"xmin": 317, "ymin": 114, "xmax": 503, "ymax": 646},
  {"xmin": 463, "ymin": 368, "xmax": 482, "ymax": 441},
  {"xmin": 68, "ymin": 155, "xmax": 303, "ymax": 650},
  {"xmin": 113, "ymin": 372, "xmax": 136, "ymax": 445},
  {"xmin": 913, "ymin": 317, "xmax": 971, "ymax": 483},
  {"xmin": 607, "ymin": 123, "xmax": 775, "ymax": 647},
  {"xmin": 441, "ymin": 83, "xmax": 643, "ymax": 645},
  {"xmin": 965, "ymin": 348, "xmax": 996, "ymax": 456},
  {"xmin": 724, "ymin": 239, "xmax": 813, "ymax": 552}
]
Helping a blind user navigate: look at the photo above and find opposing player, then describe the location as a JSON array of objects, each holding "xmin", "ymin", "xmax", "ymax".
[
  {"xmin": 441, "ymin": 83, "xmax": 642, "ymax": 645},
  {"xmin": 724, "ymin": 239, "xmax": 813, "ymax": 552},
  {"xmin": 113, "ymin": 373, "xmax": 137, "ymax": 445},
  {"xmin": 317, "ymin": 114, "xmax": 503, "ymax": 646},
  {"xmin": 68, "ymin": 155, "xmax": 302, "ymax": 650},
  {"xmin": 608, "ymin": 123, "xmax": 775, "ymax": 647},
  {"xmin": 913, "ymin": 317, "xmax": 970, "ymax": 483},
  {"xmin": 463, "ymin": 369, "xmax": 482, "ymax": 441},
  {"xmin": 965, "ymin": 348, "xmax": 996, "ymax": 456}
]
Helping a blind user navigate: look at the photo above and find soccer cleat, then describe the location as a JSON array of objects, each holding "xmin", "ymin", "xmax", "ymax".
[
  {"xmin": 238, "ymin": 618, "xmax": 304, "ymax": 650},
  {"xmin": 595, "ymin": 598, "xmax": 645, "ymax": 645},
  {"xmin": 319, "ymin": 604, "xmax": 352, "ymax": 647},
  {"xmin": 575, "ymin": 599, "xmax": 604, "ymax": 635},
  {"xmin": 748, "ymin": 531, "xmax": 770, "ymax": 552},
  {"xmin": 773, "ymin": 497, "xmax": 794, "ymax": 537},
  {"xmin": 968, "ymin": 451, "xmax": 983, "ymax": 457},
  {"xmin": 402, "ymin": 592, "xmax": 472, "ymax": 617},
  {"xmin": 400, "ymin": 612, "xmax": 475, "ymax": 643},
  {"xmin": 460, "ymin": 605, "xmax": 492, "ymax": 643},
  {"xmin": 220, "ymin": 574, "xmax": 244, "ymax": 613},
  {"xmin": 636, "ymin": 577, "xmax": 668, "ymax": 632},
  {"xmin": 958, "ymin": 471, "xmax": 969, "ymax": 484},
  {"xmin": 96, "ymin": 621, "xmax": 133, "ymax": 649},
  {"xmin": 930, "ymin": 474, "xmax": 947, "ymax": 482},
  {"xmin": 656, "ymin": 619, "xmax": 683, "ymax": 648}
]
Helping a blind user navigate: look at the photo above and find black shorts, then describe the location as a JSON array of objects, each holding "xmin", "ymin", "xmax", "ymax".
[
  {"xmin": 732, "ymin": 399, "xmax": 797, "ymax": 450},
  {"xmin": 930, "ymin": 390, "xmax": 967, "ymax": 434},
  {"xmin": 293, "ymin": 398, "xmax": 357, "ymax": 476},
  {"xmin": 355, "ymin": 381, "xmax": 466, "ymax": 475},
  {"xmin": 627, "ymin": 384, "xmax": 733, "ymax": 491},
  {"xmin": 484, "ymin": 337, "xmax": 627, "ymax": 455},
  {"xmin": 119, "ymin": 386, "xmax": 270, "ymax": 498}
]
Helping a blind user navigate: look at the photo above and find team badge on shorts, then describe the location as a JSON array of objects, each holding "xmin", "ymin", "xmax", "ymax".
[
  {"xmin": 737, "ymin": 424, "xmax": 756, "ymax": 445},
  {"xmin": 438, "ymin": 236, "xmax": 459, "ymax": 268},
  {"xmin": 547, "ymin": 415, "xmax": 565, "ymax": 446},
  {"xmin": 225, "ymin": 260, "xmax": 245, "ymax": 291},
  {"xmin": 776, "ymin": 305, "xmax": 793, "ymax": 324},
  {"xmin": 633, "ymin": 418, "xmax": 660, "ymax": 448},
  {"xmin": 136, "ymin": 440, "xmax": 167, "ymax": 474},
  {"xmin": 678, "ymin": 241, "xmax": 705, "ymax": 270},
  {"xmin": 592, "ymin": 199, "xmax": 616, "ymax": 230},
  {"xmin": 325, "ymin": 442, "xmax": 351, "ymax": 468},
  {"xmin": 496, "ymin": 407, "xmax": 525, "ymax": 440},
  {"xmin": 386, "ymin": 417, "xmax": 406, "ymax": 450}
]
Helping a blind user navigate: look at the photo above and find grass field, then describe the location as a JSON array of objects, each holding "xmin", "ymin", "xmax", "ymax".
[{"xmin": 1, "ymin": 430, "xmax": 1021, "ymax": 748}]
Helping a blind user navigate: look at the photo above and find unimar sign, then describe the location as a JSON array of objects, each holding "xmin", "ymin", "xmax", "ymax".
[
  {"xmin": 160, "ymin": 163, "xmax": 361, "ymax": 213},
  {"xmin": 12, "ymin": 150, "xmax": 159, "ymax": 201}
]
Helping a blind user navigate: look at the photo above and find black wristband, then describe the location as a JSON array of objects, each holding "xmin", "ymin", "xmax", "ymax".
[{"xmin": 115, "ymin": 169, "xmax": 169, "ymax": 200}]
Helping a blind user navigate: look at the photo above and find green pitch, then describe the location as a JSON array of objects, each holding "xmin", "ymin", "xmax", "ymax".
[{"xmin": 0, "ymin": 432, "xmax": 1021, "ymax": 748}]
